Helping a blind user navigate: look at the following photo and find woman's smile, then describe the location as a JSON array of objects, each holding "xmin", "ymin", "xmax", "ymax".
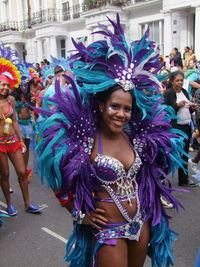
[{"xmin": 100, "ymin": 89, "xmax": 132, "ymax": 134}]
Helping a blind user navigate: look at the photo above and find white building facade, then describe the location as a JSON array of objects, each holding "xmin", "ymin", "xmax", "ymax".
[{"xmin": 0, "ymin": 0, "xmax": 200, "ymax": 63}]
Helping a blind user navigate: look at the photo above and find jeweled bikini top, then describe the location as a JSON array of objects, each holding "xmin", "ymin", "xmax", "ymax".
[
  {"xmin": 0, "ymin": 99, "xmax": 13, "ymax": 121},
  {"xmin": 94, "ymin": 133, "xmax": 142, "ymax": 186}
]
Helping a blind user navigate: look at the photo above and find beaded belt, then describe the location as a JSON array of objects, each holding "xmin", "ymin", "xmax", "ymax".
[
  {"xmin": 0, "ymin": 135, "xmax": 18, "ymax": 145},
  {"xmin": 95, "ymin": 220, "xmax": 143, "ymax": 242},
  {"xmin": 94, "ymin": 193, "xmax": 136, "ymax": 203}
]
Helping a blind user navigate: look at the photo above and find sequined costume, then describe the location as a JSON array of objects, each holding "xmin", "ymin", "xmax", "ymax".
[
  {"xmin": 36, "ymin": 14, "xmax": 186, "ymax": 267},
  {"xmin": 93, "ymin": 134, "xmax": 143, "ymax": 246},
  {"xmin": 0, "ymin": 100, "xmax": 22, "ymax": 153}
]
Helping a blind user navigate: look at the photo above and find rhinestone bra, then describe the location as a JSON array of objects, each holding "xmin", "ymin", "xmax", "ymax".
[{"xmin": 94, "ymin": 133, "xmax": 142, "ymax": 207}]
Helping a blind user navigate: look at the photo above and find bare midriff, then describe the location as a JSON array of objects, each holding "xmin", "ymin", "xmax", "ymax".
[
  {"xmin": 95, "ymin": 184, "xmax": 137, "ymax": 223},
  {"xmin": 0, "ymin": 120, "xmax": 15, "ymax": 138}
]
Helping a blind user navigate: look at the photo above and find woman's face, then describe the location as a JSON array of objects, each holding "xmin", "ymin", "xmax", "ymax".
[
  {"xmin": 0, "ymin": 80, "xmax": 10, "ymax": 97},
  {"xmin": 171, "ymin": 74, "xmax": 184, "ymax": 92},
  {"xmin": 172, "ymin": 48, "xmax": 176, "ymax": 54},
  {"xmin": 189, "ymin": 49, "xmax": 193, "ymax": 55},
  {"xmin": 100, "ymin": 89, "xmax": 132, "ymax": 134}
]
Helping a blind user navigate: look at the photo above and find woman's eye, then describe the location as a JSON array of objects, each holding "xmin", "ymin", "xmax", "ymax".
[
  {"xmin": 109, "ymin": 104, "xmax": 118, "ymax": 110},
  {"xmin": 124, "ymin": 107, "xmax": 131, "ymax": 113}
]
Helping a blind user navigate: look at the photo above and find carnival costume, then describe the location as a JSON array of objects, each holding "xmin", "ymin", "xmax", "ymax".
[
  {"xmin": 0, "ymin": 46, "xmax": 22, "ymax": 153},
  {"xmin": 36, "ymin": 15, "xmax": 187, "ymax": 267},
  {"xmin": 16, "ymin": 63, "xmax": 37, "ymax": 140}
]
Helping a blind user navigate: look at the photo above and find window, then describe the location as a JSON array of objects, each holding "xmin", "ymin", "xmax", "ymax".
[
  {"xmin": 73, "ymin": 0, "xmax": 80, "ymax": 19},
  {"xmin": 42, "ymin": 39, "xmax": 46, "ymax": 59},
  {"xmin": 4, "ymin": 0, "xmax": 10, "ymax": 22},
  {"xmin": 21, "ymin": 0, "xmax": 26, "ymax": 20},
  {"xmin": 63, "ymin": 1, "xmax": 70, "ymax": 21},
  {"xmin": 39, "ymin": 0, "xmax": 43, "ymax": 10},
  {"xmin": 60, "ymin": 39, "xmax": 66, "ymax": 58},
  {"xmin": 141, "ymin": 20, "xmax": 164, "ymax": 55}
]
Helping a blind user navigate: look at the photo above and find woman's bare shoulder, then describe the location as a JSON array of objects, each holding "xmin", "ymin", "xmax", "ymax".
[{"xmin": 8, "ymin": 95, "xmax": 15, "ymax": 105}]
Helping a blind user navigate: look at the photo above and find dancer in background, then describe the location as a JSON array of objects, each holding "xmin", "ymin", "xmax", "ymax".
[{"xmin": 0, "ymin": 56, "xmax": 42, "ymax": 216}]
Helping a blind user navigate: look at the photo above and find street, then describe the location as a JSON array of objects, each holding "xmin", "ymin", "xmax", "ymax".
[{"xmin": 0, "ymin": 150, "xmax": 200, "ymax": 267}]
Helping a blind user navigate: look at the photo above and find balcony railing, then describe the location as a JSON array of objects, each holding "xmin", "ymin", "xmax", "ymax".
[
  {"xmin": 83, "ymin": 0, "xmax": 129, "ymax": 11},
  {"xmin": 31, "ymin": 8, "xmax": 58, "ymax": 25},
  {"xmin": 0, "ymin": 1, "xmax": 132, "ymax": 32},
  {"xmin": 135, "ymin": 0, "xmax": 153, "ymax": 2},
  {"xmin": 0, "ymin": 21, "xmax": 18, "ymax": 32}
]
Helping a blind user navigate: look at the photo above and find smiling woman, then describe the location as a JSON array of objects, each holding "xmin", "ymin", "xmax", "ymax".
[
  {"xmin": 97, "ymin": 85, "xmax": 132, "ymax": 133},
  {"xmin": 36, "ymin": 14, "xmax": 187, "ymax": 267},
  {"xmin": 0, "ymin": 56, "xmax": 41, "ymax": 216}
]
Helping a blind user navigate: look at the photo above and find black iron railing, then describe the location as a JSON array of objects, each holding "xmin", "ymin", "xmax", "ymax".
[
  {"xmin": 0, "ymin": 1, "xmax": 133, "ymax": 32},
  {"xmin": 0, "ymin": 21, "xmax": 18, "ymax": 32},
  {"xmin": 31, "ymin": 8, "xmax": 58, "ymax": 25},
  {"xmin": 82, "ymin": 0, "xmax": 129, "ymax": 11},
  {"xmin": 135, "ymin": 0, "xmax": 152, "ymax": 2}
]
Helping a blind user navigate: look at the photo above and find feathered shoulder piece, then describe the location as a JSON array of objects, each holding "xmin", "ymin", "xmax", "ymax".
[
  {"xmin": 36, "ymin": 76, "xmax": 99, "ymax": 213},
  {"xmin": 125, "ymin": 104, "xmax": 187, "ymax": 226}
]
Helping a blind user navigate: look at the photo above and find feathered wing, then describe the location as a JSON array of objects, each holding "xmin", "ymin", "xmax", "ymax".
[
  {"xmin": 128, "ymin": 103, "xmax": 187, "ymax": 267},
  {"xmin": 36, "ymin": 78, "xmax": 99, "ymax": 214}
]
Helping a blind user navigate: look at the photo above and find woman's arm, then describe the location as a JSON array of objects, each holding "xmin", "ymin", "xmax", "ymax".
[{"xmin": 56, "ymin": 191, "xmax": 108, "ymax": 230}]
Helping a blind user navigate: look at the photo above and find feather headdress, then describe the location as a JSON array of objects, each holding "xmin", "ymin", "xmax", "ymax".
[
  {"xmin": 0, "ymin": 58, "xmax": 21, "ymax": 89},
  {"xmin": 0, "ymin": 43, "xmax": 21, "ymax": 89},
  {"xmin": 70, "ymin": 14, "xmax": 164, "ymax": 118}
]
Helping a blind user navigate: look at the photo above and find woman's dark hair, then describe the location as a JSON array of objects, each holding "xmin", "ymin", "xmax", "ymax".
[
  {"xmin": 166, "ymin": 71, "xmax": 184, "ymax": 89},
  {"xmin": 169, "ymin": 71, "xmax": 184, "ymax": 82},
  {"xmin": 10, "ymin": 84, "xmax": 32, "ymax": 103}
]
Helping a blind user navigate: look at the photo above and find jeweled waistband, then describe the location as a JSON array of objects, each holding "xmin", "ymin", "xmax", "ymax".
[
  {"xmin": 94, "ymin": 193, "xmax": 136, "ymax": 203},
  {"xmin": 95, "ymin": 219, "xmax": 143, "ymax": 242}
]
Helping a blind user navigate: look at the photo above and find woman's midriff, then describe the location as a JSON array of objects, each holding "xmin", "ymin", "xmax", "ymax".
[{"xmin": 95, "ymin": 185, "xmax": 137, "ymax": 223}]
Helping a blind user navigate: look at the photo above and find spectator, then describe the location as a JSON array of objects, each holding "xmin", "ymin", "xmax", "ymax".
[
  {"xmin": 184, "ymin": 49, "xmax": 197, "ymax": 69},
  {"xmin": 184, "ymin": 59, "xmax": 200, "ymax": 98},
  {"xmin": 164, "ymin": 71, "xmax": 197, "ymax": 187},
  {"xmin": 188, "ymin": 88, "xmax": 200, "ymax": 172},
  {"xmin": 43, "ymin": 59, "xmax": 50, "ymax": 66},
  {"xmin": 183, "ymin": 46, "xmax": 190, "ymax": 61},
  {"xmin": 169, "ymin": 48, "xmax": 183, "ymax": 71},
  {"xmin": 35, "ymin": 63, "xmax": 41, "ymax": 75}
]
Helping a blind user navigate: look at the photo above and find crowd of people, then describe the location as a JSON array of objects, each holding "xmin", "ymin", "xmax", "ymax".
[
  {"xmin": 0, "ymin": 14, "xmax": 200, "ymax": 267},
  {"xmin": 161, "ymin": 47, "xmax": 200, "ymax": 190}
]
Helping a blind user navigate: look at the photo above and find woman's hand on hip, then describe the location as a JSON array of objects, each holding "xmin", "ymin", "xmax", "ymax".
[{"xmin": 83, "ymin": 208, "xmax": 109, "ymax": 230}]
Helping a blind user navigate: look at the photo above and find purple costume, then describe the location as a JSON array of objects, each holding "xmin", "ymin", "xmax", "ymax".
[
  {"xmin": 94, "ymin": 134, "xmax": 143, "ymax": 244},
  {"xmin": 36, "ymin": 14, "xmax": 187, "ymax": 267}
]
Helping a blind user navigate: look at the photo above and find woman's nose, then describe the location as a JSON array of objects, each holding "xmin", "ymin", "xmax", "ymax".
[{"xmin": 116, "ymin": 109, "xmax": 125, "ymax": 117}]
